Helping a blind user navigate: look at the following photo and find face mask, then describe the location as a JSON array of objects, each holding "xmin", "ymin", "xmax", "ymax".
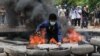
[{"xmin": 50, "ymin": 21, "xmax": 56, "ymax": 25}]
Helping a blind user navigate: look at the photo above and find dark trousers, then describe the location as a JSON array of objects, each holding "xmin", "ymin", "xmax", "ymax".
[
  {"xmin": 71, "ymin": 19, "xmax": 75, "ymax": 26},
  {"xmin": 75, "ymin": 18, "xmax": 81, "ymax": 26},
  {"xmin": 81, "ymin": 17, "xmax": 88, "ymax": 28},
  {"xmin": 46, "ymin": 34, "xmax": 58, "ymax": 43},
  {"xmin": 0, "ymin": 15, "xmax": 5, "ymax": 24}
]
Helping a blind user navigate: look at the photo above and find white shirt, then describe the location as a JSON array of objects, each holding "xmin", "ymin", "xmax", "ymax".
[
  {"xmin": 69, "ymin": 9, "xmax": 76, "ymax": 19},
  {"xmin": 75, "ymin": 9, "xmax": 82, "ymax": 19},
  {"xmin": 58, "ymin": 8, "xmax": 66, "ymax": 17}
]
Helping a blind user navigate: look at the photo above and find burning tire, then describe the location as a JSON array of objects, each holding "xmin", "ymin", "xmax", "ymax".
[
  {"xmin": 4, "ymin": 48, "xmax": 18, "ymax": 56},
  {"xmin": 49, "ymin": 49, "xmax": 70, "ymax": 56},
  {"xmin": 26, "ymin": 49, "xmax": 47, "ymax": 56},
  {"xmin": 90, "ymin": 37, "xmax": 100, "ymax": 53},
  {"xmin": 4, "ymin": 46, "xmax": 26, "ymax": 56},
  {"xmin": 90, "ymin": 38, "xmax": 100, "ymax": 46},
  {"xmin": 71, "ymin": 44, "xmax": 94, "ymax": 55},
  {"xmin": 0, "ymin": 52, "xmax": 7, "ymax": 56}
]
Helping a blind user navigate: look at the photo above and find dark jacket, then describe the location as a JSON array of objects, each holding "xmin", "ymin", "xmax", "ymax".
[
  {"xmin": 95, "ymin": 10, "xmax": 100, "ymax": 18},
  {"xmin": 82, "ymin": 10, "xmax": 89, "ymax": 18},
  {"xmin": 36, "ymin": 20, "xmax": 62, "ymax": 42}
]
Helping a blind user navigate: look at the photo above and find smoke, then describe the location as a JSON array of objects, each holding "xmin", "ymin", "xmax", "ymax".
[
  {"xmin": 41, "ymin": 0, "xmax": 57, "ymax": 15},
  {"xmin": 0, "ymin": 0, "xmax": 17, "ymax": 6},
  {"xmin": 60, "ymin": 18, "xmax": 69, "ymax": 37},
  {"xmin": 0, "ymin": 0, "xmax": 18, "ymax": 26},
  {"xmin": 15, "ymin": 0, "xmax": 34, "ymax": 12},
  {"xmin": 30, "ymin": 2, "xmax": 46, "ymax": 20},
  {"xmin": 0, "ymin": 0, "xmax": 69, "ymax": 37},
  {"xmin": 0, "ymin": 0, "xmax": 57, "ymax": 28},
  {"xmin": 15, "ymin": 0, "xmax": 57, "ymax": 19},
  {"xmin": 0, "ymin": 0, "xmax": 10, "ymax": 5}
]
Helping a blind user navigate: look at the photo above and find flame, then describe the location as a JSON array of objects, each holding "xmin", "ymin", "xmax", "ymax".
[
  {"xmin": 62, "ymin": 37, "xmax": 69, "ymax": 43},
  {"xmin": 40, "ymin": 28, "xmax": 46, "ymax": 38},
  {"xmin": 29, "ymin": 27, "xmax": 84, "ymax": 44},
  {"xmin": 50, "ymin": 38, "xmax": 57, "ymax": 44},
  {"xmin": 29, "ymin": 34, "xmax": 46, "ymax": 45},
  {"xmin": 29, "ymin": 28, "xmax": 46, "ymax": 45},
  {"xmin": 63, "ymin": 28, "xmax": 83, "ymax": 43}
]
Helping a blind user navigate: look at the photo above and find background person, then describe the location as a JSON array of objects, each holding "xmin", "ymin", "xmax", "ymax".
[{"xmin": 81, "ymin": 6, "xmax": 89, "ymax": 28}]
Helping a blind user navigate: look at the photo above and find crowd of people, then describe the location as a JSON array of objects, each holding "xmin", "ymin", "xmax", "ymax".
[{"xmin": 57, "ymin": 5, "xmax": 100, "ymax": 28}]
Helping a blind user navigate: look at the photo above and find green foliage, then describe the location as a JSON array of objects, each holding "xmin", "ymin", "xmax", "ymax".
[
  {"xmin": 54, "ymin": 0, "xmax": 62, "ymax": 5},
  {"xmin": 61, "ymin": 0, "xmax": 85, "ymax": 6},
  {"xmin": 54, "ymin": 0, "xmax": 100, "ymax": 11},
  {"xmin": 88, "ymin": 0, "xmax": 100, "ymax": 11}
]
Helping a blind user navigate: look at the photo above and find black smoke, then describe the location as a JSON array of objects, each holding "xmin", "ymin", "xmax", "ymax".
[
  {"xmin": 0, "ymin": 0, "xmax": 57, "ymax": 29},
  {"xmin": 0, "ymin": 0, "xmax": 69, "ymax": 38}
]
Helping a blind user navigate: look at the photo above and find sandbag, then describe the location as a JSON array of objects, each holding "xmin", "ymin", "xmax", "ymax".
[
  {"xmin": 26, "ymin": 49, "xmax": 47, "ymax": 56},
  {"xmin": 90, "ymin": 38, "xmax": 100, "ymax": 46},
  {"xmin": 92, "ymin": 53, "xmax": 100, "ymax": 56},
  {"xmin": 71, "ymin": 44, "xmax": 94, "ymax": 55},
  {"xmin": 49, "ymin": 49, "xmax": 70, "ymax": 56},
  {"xmin": 4, "ymin": 46, "xmax": 26, "ymax": 56},
  {"xmin": 0, "ymin": 52, "xmax": 7, "ymax": 56}
]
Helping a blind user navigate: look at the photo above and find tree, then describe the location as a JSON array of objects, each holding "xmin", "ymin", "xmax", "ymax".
[
  {"xmin": 54, "ymin": 0, "xmax": 62, "ymax": 5},
  {"xmin": 88, "ymin": 0, "xmax": 100, "ymax": 11},
  {"xmin": 54, "ymin": 0, "xmax": 100, "ymax": 11}
]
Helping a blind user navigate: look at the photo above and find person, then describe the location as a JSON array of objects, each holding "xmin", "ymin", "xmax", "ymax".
[
  {"xmin": 69, "ymin": 7, "xmax": 76, "ymax": 26},
  {"xmin": 0, "ymin": 6, "xmax": 6, "ymax": 24},
  {"xmin": 94, "ymin": 6, "xmax": 100, "ymax": 28},
  {"xmin": 58, "ymin": 6, "xmax": 68, "ymax": 38},
  {"xmin": 81, "ymin": 6, "xmax": 89, "ymax": 28},
  {"xmin": 36, "ymin": 13, "xmax": 62, "ymax": 44},
  {"xmin": 74, "ymin": 6, "xmax": 82, "ymax": 26}
]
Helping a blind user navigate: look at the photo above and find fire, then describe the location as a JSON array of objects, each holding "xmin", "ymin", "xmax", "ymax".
[
  {"xmin": 29, "ymin": 29, "xmax": 58, "ymax": 45},
  {"xmin": 29, "ymin": 32, "xmax": 46, "ymax": 45},
  {"xmin": 29, "ymin": 27, "xmax": 84, "ymax": 45},
  {"xmin": 63, "ymin": 28, "xmax": 83, "ymax": 43},
  {"xmin": 29, "ymin": 34, "xmax": 58, "ymax": 45},
  {"xmin": 50, "ymin": 38, "xmax": 57, "ymax": 44},
  {"xmin": 29, "ymin": 28, "xmax": 46, "ymax": 45}
]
